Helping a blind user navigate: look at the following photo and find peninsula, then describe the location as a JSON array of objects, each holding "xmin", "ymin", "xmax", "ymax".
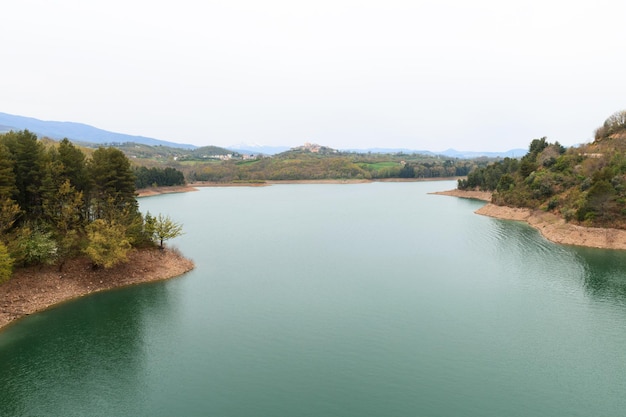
[
  {"xmin": 432, "ymin": 109, "xmax": 626, "ymax": 251},
  {"xmin": 433, "ymin": 189, "xmax": 626, "ymax": 250},
  {"xmin": 0, "ymin": 131, "xmax": 194, "ymax": 332}
]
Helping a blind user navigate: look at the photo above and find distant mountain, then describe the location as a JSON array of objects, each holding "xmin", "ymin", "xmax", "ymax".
[
  {"xmin": 437, "ymin": 148, "xmax": 528, "ymax": 159},
  {"xmin": 227, "ymin": 143, "xmax": 290, "ymax": 155},
  {"xmin": 0, "ymin": 112, "xmax": 197, "ymax": 149},
  {"xmin": 0, "ymin": 112, "xmax": 529, "ymax": 158},
  {"xmin": 342, "ymin": 147, "xmax": 435, "ymax": 155},
  {"xmin": 342, "ymin": 147, "xmax": 527, "ymax": 159}
]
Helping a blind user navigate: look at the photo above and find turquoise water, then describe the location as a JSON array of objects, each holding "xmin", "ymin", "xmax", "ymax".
[{"xmin": 1, "ymin": 181, "xmax": 626, "ymax": 416}]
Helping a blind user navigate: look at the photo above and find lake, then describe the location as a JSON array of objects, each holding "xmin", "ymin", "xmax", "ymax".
[{"xmin": 1, "ymin": 181, "xmax": 626, "ymax": 416}]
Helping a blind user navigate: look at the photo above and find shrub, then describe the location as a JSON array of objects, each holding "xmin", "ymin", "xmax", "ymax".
[{"xmin": 0, "ymin": 241, "xmax": 14, "ymax": 283}]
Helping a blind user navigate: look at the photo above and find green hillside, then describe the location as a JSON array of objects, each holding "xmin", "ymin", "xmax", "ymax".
[
  {"xmin": 186, "ymin": 147, "xmax": 487, "ymax": 182},
  {"xmin": 100, "ymin": 141, "xmax": 495, "ymax": 183},
  {"xmin": 459, "ymin": 110, "xmax": 626, "ymax": 229}
]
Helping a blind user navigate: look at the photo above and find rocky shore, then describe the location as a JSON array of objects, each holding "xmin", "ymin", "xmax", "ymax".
[
  {"xmin": 0, "ymin": 248, "xmax": 194, "ymax": 332},
  {"xmin": 434, "ymin": 189, "xmax": 626, "ymax": 250}
]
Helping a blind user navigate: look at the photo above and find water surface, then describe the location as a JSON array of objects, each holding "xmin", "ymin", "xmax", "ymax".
[{"xmin": 1, "ymin": 181, "xmax": 626, "ymax": 416}]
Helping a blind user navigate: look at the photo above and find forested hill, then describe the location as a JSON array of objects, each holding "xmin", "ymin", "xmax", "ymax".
[
  {"xmin": 459, "ymin": 109, "xmax": 626, "ymax": 229},
  {"xmin": 186, "ymin": 148, "xmax": 485, "ymax": 182}
]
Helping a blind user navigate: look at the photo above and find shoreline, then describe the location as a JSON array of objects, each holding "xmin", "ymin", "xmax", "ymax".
[
  {"xmin": 434, "ymin": 188, "xmax": 626, "ymax": 250},
  {"xmin": 138, "ymin": 177, "xmax": 464, "ymax": 197},
  {"xmin": 136, "ymin": 185, "xmax": 200, "ymax": 197},
  {"xmin": 0, "ymin": 248, "xmax": 194, "ymax": 332},
  {"xmin": 429, "ymin": 188, "xmax": 492, "ymax": 202}
]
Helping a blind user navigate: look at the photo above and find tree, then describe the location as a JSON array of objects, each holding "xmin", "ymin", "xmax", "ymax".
[
  {"xmin": 577, "ymin": 179, "xmax": 617, "ymax": 223},
  {"xmin": 0, "ymin": 143, "xmax": 17, "ymax": 200},
  {"xmin": 84, "ymin": 219, "xmax": 132, "ymax": 268},
  {"xmin": 594, "ymin": 110, "xmax": 626, "ymax": 141},
  {"xmin": 0, "ymin": 197, "xmax": 20, "ymax": 234},
  {"xmin": 57, "ymin": 138, "xmax": 89, "ymax": 191},
  {"xmin": 0, "ymin": 241, "xmax": 13, "ymax": 283},
  {"xmin": 57, "ymin": 138, "xmax": 90, "ymax": 219},
  {"xmin": 42, "ymin": 180, "xmax": 85, "ymax": 268},
  {"xmin": 134, "ymin": 166, "xmax": 185, "ymax": 188},
  {"xmin": 88, "ymin": 147, "xmax": 138, "ymax": 221},
  {"xmin": 10, "ymin": 225, "xmax": 58, "ymax": 267},
  {"xmin": 496, "ymin": 173, "xmax": 516, "ymax": 192},
  {"xmin": 528, "ymin": 137, "xmax": 549, "ymax": 155},
  {"xmin": 603, "ymin": 110, "xmax": 626, "ymax": 137},
  {"xmin": 519, "ymin": 157, "xmax": 537, "ymax": 178},
  {"xmin": 152, "ymin": 213, "xmax": 184, "ymax": 249},
  {"xmin": 1, "ymin": 130, "xmax": 45, "ymax": 218}
]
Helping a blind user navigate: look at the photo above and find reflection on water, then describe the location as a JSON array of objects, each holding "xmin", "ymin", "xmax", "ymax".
[
  {"xmin": 488, "ymin": 216, "xmax": 626, "ymax": 306},
  {"xmin": 574, "ymin": 247, "xmax": 626, "ymax": 303},
  {"xmin": 0, "ymin": 282, "xmax": 174, "ymax": 416}
]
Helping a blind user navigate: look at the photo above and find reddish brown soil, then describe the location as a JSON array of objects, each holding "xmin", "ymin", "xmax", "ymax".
[{"xmin": 0, "ymin": 248, "xmax": 194, "ymax": 331}]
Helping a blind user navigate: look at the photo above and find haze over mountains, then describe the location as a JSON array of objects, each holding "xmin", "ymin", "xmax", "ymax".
[
  {"xmin": 0, "ymin": 112, "xmax": 196, "ymax": 150},
  {"xmin": 0, "ymin": 112, "xmax": 526, "ymax": 158}
]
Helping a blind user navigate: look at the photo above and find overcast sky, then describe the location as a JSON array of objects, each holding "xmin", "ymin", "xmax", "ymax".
[{"xmin": 2, "ymin": 0, "xmax": 625, "ymax": 151}]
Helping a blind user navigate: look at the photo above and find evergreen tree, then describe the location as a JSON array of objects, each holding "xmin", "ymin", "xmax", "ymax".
[
  {"xmin": 0, "ymin": 144, "xmax": 17, "ymax": 200},
  {"xmin": 58, "ymin": 138, "xmax": 90, "ymax": 193},
  {"xmin": 1, "ymin": 130, "xmax": 45, "ymax": 218},
  {"xmin": 88, "ymin": 147, "xmax": 138, "ymax": 221}
]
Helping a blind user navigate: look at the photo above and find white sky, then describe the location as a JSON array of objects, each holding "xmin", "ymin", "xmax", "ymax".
[{"xmin": 2, "ymin": 0, "xmax": 625, "ymax": 151}]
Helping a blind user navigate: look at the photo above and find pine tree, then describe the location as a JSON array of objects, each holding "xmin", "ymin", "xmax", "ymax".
[
  {"xmin": 58, "ymin": 138, "xmax": 90, "ymax": 193},
  {"xmin": 88, "ymin": 147, "xmax": 138, "ymax": 221},
  {"xmin": 0, "ymin": 144, "xmax": 17, "ymax": 200},
  {"xmin": 1, "ymin": 130, "xmax": 45, "ymax": 218}
]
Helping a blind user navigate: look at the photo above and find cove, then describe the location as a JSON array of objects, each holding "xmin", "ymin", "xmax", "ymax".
[{"xmin": 1, "ymin": 181, "xmax": 626, "ymax": 416}]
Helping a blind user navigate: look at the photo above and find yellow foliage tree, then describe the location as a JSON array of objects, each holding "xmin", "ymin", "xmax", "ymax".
[{"xmin": 84, "ymin": 219, "xmax": 131, "ymax": 268}]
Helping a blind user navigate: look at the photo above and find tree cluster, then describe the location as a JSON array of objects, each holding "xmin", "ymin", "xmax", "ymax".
[
  {"xmin": 134, "ymin": 166, "xmax": 185, "ymax": 189},
  {"xmin": 458, "ymin": 110, "xmax": 626, "ymax": 228},
  {"xmin": 594, "ymin": 109, "xmax": 626, "ymax": 142},
  {"xmin": 0, "ymin": 131, "xmax": 183, "ymax": 282}
]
